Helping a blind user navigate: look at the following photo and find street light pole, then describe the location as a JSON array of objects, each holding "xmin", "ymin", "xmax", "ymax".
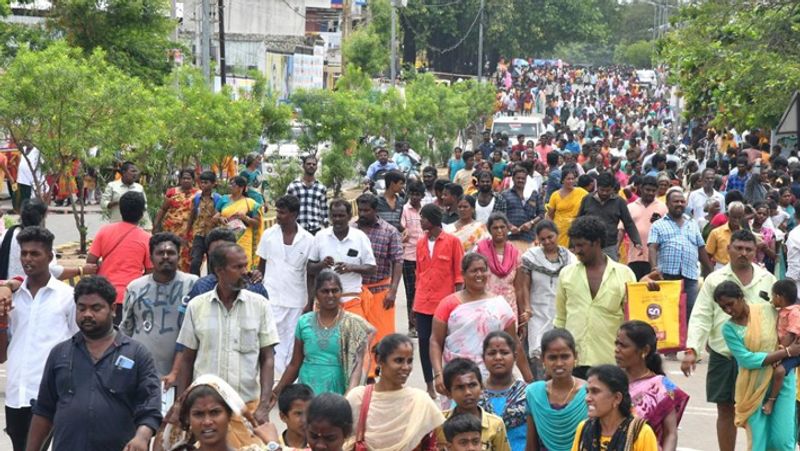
[
  {"xmin": 201, "ymin": 0, "xmax": 211, "ymax": 84},
  {"xmin": 477, "ymin": 0, "xmax": 483, "ymax": 82},
  {"xmin": 390, "ymin": 0, "xmax": 396, "ymax": 86},
  {"xmin": 218, "ymin": 0, "xmax": 227, "ymax": 86}
]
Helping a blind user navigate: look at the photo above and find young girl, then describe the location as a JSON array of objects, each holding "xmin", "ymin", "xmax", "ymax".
[
  {"xmin": 525, "ymin": 329, "xmax": 588, "ymax": 451},
  {"xmin": 478, "ymin": 331, "xmax": 527, "ymax": 451},
  {"xmin": 763, "ymin": 280, "xmax": 800, "ymax": 415}
]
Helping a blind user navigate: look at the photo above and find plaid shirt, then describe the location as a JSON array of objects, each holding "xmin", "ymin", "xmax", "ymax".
[
  {"xmin": 356, "ymin": 218, "xmax": 402, "ymax": 285},
  {"xmin": 725, "ymin": 172, "xmax": 750, "ymax": 194},
  {"xmin": 287, "ymin": 179, "xmax": 329, "ymax": 233},
  {"xmin": 648, "ymin": 214, "xmax": 705, "ymax": 280},
  {"xmin": 502, "ymin": 188, "xmax": 543, "ymax": 242}
]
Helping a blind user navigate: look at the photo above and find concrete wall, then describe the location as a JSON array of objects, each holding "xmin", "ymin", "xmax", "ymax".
[{"xmin": 181, "ymin": 0, "xmax": 306, "ymax": 36}]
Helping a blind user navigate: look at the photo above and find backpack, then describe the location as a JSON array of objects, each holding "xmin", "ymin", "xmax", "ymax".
[{"xmin": 193, "ymin": 192, "xmax": 222, "ymax": 214}]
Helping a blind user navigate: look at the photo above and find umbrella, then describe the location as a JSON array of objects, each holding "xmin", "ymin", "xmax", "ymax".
[{"xmin": 512, "ymin": 58, "xmax": 529, "ymax": 67}]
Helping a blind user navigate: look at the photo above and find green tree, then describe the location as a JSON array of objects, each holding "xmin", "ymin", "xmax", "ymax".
[
  {"xmin": 0, "ymin": 41, "xmax": 156, "ymax": 251},
  {"xmin": 137, "ymin": 67, "xmax": 262, "ymax": 210},
  {"xmin": 614, "ymin": 40, "xmax": 654, "ymax": 68},
  {"xmin": 661, "ymin": 0, "xmax": 800, "ymax": 128},
  {"xmin": 48, "ymin": 0, "xmax": 179, "ymax": 84},
  {"xmin": 343, "ymin": 27, "xmax": 390, "ymax": 76}
]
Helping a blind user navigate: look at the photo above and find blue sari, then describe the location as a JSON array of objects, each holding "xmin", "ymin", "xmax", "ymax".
[{"xmin": 525, "ymin": 381, "xmax": 588, "ymax": 451}]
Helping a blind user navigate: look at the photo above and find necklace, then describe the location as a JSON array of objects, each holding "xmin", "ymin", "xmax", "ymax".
[
  {"xmin": 313, "ymin": 310, "xmax": 342, "ymax": 350},
  {"xmin": 548, "ymin": 376, "xmax": 577, "ymax": 406}
]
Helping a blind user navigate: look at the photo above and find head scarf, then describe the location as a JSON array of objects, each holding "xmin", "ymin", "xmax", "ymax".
[{"xmin": 161, "ymin": 375, "xmax": 257, "ymax": 451}]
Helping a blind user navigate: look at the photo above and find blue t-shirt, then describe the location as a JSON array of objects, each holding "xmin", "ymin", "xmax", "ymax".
[{"xmin": 448, "ymin": 158, "xmax": 465, "ymax": 181}]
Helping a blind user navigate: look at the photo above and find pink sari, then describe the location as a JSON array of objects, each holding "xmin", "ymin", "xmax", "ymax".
[
  {"xmin": 442, "ymin": 295, "xmax": 515, "ymax": 377},
  {"xmin": 629, "ymin": 375, "xmax": 689, "ymax": 450}
]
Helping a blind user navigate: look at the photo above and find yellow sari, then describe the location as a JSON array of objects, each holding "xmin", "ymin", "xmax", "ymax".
[
  {"xmin": 218, "ymin": 195, "xmax": 263, "ymax": 269},
  {"xmin": 547, "ymin": 187, "xmax": 588, "ymax": 247}
]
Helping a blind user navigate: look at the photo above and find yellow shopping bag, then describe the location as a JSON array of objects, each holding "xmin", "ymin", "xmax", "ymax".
[{"xmin": 625, "ymin": 280, "xmax": 686, "ymax": 353}]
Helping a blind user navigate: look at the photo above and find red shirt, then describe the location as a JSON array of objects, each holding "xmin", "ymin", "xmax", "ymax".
[
  {"xmin": 89, "ymin": 222, "xmax": 153, "ymax": 303},
  {"xmin": 413, "ymin": 231, "xmax": 464, "ymax": 315}
]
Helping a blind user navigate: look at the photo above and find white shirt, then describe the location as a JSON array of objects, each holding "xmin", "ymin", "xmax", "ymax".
[
  {"xmin": 309, "ymin": 227, "xmax": 376, "ymax": 301},
  {"xmin": 686, "ymin": 188, "xmax": 726, "ymax": 223},
  {"xmin": 257, "ymin": 224, "xmax": 313, "ymax": 308},
  {"xmin": 16, "ymin": 147, "xmax": 41, "ymax": 187},
  {"xmin": 1, "ymin": 227, "xmax": 63, "ymax": 280},
  {"xmin": 475, "ymin": 197, "xmax": 495, "ymax": 224},
  {"xmin": 6, "ymin": 276, "xmax": 78, "ymax": 408},
  {"xmin": 786, "ymin": 227, "xmax": 800, "ymax": 281},
  {"xmin": 524, "ymin": 173, "xmax": 544, "ymax": 199}
]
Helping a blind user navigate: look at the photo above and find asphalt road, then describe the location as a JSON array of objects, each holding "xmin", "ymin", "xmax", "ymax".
[{"xmin": 0, "ymin": 208, "xmax": 747, "ymax": 450}]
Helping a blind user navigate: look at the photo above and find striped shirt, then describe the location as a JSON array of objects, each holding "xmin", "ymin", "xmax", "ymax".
[{"xmin": 176, "ymin": 288, "xmax": 279, "ymax": 402}]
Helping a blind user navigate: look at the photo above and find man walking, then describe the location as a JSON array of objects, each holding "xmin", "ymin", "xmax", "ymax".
[
  {"xmin": 624, "ymin": 175, "xmax": 667, "ymax": 281},
  {"xmin": 555, "ymin": 215, "xmax": 636, "ymax": 378},
  {"xmin": 577, "ymin": 171, "xmax": 641, "ymax": 261},
  {"xmin": 649, "ymin": 188, "xmax": 713, "ymax": 318},
  {"xmin": 681, "ymin": 230, "xmax": 775, "ymax": 451},
  {"xmin": 177, "ymin": 243, "xmax": 279, "ymax": 444},
  {"xmin": 257, "ymin": 195, "xmax": 313, "ymax": 375},
  {"xmin": 1, "ymin": 227, "xmax": 78, "ymax": 451},
  {"xmin": 120, "ymin": 232, "xmax": 198, "ymax": 377},
  {"xmin": 475, "ymin": 171, "xmax": 507, "ymax": 224},
  {"xmin": 355, "ymin": 193, "xmax": 403, "ymax": 352},
  {"xmin": 101, "ymin": 161, "xmax": 153, "ymax": 229},
  {"xmin": 287, "ymin": 155, "xmax": 328, "ymax": 235},
  {"xmin": 87, "ymin": 191, "xmax": 153, "ymax": 320},
  {"xmin": 686, "ymin": 168, "xmax": 725, "ymax": 225},
  {"xmin": 308, "ymin": 199, "xmax": 376, "ymax": 318},
  {"xmin": 27, "ymin": 276, "xmax": 162, "ymax": 451},
  {"xmin": 503, "ymin": 166, "xmax": 544, "ymax": 250}
]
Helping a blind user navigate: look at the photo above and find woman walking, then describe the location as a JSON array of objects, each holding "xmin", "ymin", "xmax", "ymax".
[
  {"xmin": 155, "ymin": 169, "xmax": 199, "ymax": 271},
  {"xmin": 272, "ymin": 271, "xmax": 374, "ymax": 397},
  {"xmin": 526, "ymin": 329, "xmax": 587, "ymax": 451},
  {"xmin": 346, "ymin": 334, "xmax": 445, "ymax": 451},
  {"xmin": 714, "ymin": 281, "xmax": 800, "ymax": 450},
  {"xmin": 476, "ymin": 213, "xmax": 527, "ymax": 319},
  {"xmin": 480, "ymin": 331, "xmax": 529, "ymax": 451},
  {"xmin": 518, "ymin": 221, "xmax": 575, "ymax": 380},
  {"xmin": 216, "ymin": 175, "xmax": 264, "ymax": 268},
  {"xmin": 444, "ymin": 195, "xmax": 489, "ymax": 253},
  {"xmin": 615, "ymin": 321, "xmax": 689, "ymax": 451},
  {"xmin": 572, "ymin": 365, "xmax": 658, "ymax": 451},
  {"xmin": 546, "ymin": 165, "xmax": 586, "ymax": 247},
  {"xmin": 430, "ymin": 253, "xmax": 533, "ymax": 393}
]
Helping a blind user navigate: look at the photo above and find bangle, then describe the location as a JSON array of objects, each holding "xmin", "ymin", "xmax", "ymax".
[
  {"xmin": 79, "ymin": 266, "xmax": 84, "ymax": 277},
  {"xmin": 434, "ymin": 372, "xmax": 441, "ymax": 379},
  {"xmin": 684, "ymin": 349, "xmax": 695, "ymax": 356},
  {"xmin": 786, "ymin": 346, "xmax": 792, "ymax": 358}
]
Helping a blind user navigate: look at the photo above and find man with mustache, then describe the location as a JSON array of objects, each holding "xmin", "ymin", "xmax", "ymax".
[
  {"xmin": 176, "ymin": 243, "xmax": 279, "ymax": 446},
  {"xmin": 119, "ymin": 232, "xmax": 198, "ymax": 378},
  {"xmin": 27, "ymin": 275, "xmax": 162, "ymax": 451},
  {"xmin": 0, "ymin": 227, "xmax": 77, "ymax": 451}
]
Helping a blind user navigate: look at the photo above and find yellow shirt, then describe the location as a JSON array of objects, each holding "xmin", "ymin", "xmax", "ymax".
[
  {"xmin": 706, "ymin": 223, "xmax": 733, "ymax": 264},
  {"xmin": 570, "ymin": 419, "xmax": 658, "ymax": 451},
  {"xmin": 453, "ymin": 168, "xmax": 476, "ymax": 194},
  {"xmin": 436, "ymin": 408, "xmax": 510, "ymax": 451},
  {"xmin": 555, "ymin": 257, "xmax": 636, "ymax": 367}
]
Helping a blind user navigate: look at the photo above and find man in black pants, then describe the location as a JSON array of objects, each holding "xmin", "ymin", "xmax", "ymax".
[{"xmin": 0, "ymin": 227, "xmax": 78, "ymax": 451}]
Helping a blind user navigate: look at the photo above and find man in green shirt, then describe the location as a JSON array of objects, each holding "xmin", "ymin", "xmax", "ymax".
[
  {"xmin": 555, "ymin": 215, "xmax": 636, "ymax": 379},
  {"xmin": 681, "ymin": 229, "xmax": 774, "ymax": 451}
]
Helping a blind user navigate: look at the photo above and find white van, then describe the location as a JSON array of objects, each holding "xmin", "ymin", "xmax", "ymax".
[{"xmin": 490, "ymin": 114, "xmax": 545, "ymax": 143}]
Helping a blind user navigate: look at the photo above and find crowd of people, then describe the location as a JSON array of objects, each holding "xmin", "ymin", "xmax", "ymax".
[{"xmin": 0, "ymin": 61, "xmax": 799, "ymax": 451}]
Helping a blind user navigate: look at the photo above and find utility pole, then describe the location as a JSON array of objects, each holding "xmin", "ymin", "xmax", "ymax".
[
  {"xmin": 390, "ymin": 0, "xmax": 397, "ymax": 86},
  {"xmin": 477, "ymin": 0, "xmax": 484, "ymax": 82},
  {"xmin": 218, "ymin": 0, "xmax": 227, "ymax": 86},
  {"xmin": 201, "ymin": 0, "xmax": 212, "ymax": 84},
  {"xmin": 341, "ymin": 0, "xmax": 351, "ymax": 70}
]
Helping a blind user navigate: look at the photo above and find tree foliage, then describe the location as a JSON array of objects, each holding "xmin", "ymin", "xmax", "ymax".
[
  {"xmin": 614, "ymin": 40, "xmax": 654, "ymax": 68},
  {"xmin": 660, "ymin": 0, "xmax": 800, "ymax": 128},
  {"xmin": 0, "ymin": 41, "xmax": 155, "ymax": 250},
  {"xmin": 48, "ymin": 0, "xmax": 179, "ymax": 84}
]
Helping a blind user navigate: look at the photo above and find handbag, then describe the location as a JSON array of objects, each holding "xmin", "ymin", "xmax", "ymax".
[{"xmin": 354, "ymin": 384, "xmax": 374, "ymax": 451}]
